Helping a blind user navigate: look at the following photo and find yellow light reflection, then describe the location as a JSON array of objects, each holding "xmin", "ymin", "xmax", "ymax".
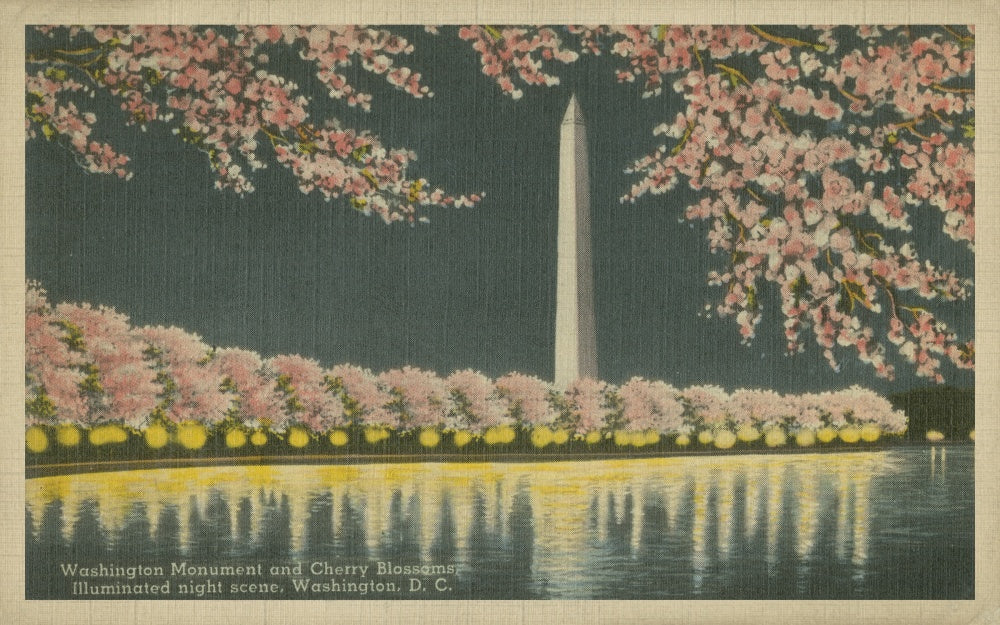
[{"xmin": 26, "ymin": 453, "xmax": 893, "ymax": 579}]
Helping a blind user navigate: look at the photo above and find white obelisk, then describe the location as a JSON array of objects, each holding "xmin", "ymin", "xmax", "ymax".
[{"xmin": 555, "ymin": 95, "xmax": 598, "ymax": 389}]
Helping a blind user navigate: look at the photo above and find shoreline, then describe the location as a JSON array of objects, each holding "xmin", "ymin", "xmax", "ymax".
[{"xmin": 25, "ymin": 440, "xmax": 972, "ymax": 478}]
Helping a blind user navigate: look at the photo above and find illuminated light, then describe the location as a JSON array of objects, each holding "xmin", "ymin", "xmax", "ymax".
[
  {"xmin": 697, "ymin": 431, "xmax": 714, "ymax": 445},
  {"xmin": 364, "ymin": 427, "xmax": 388, "ymax": 444},
  {"xmin": 925, "ymin": 430, "xmax": 945, "ymax": 442},
  {"xmin": 643, "ymin": 430, "xmax": 660, "ymax": 445},
  {"xmin": 795, "ymin": 430, "xmax": 816, "ymax": 447},
  {"xmin": 24, "ymin": 453, "xmax": 894, "ymax": 581},
  {"xmin": 328, "ymin": 429, "xmax": 348, "ymax": 446},
  {"xmin": 89, "ymin": 424, "xmax": 128, "ymax": 446},
  {"xmin": 483, "ymin": 427, "xmax": 500, "ymax": 445},
  {"xmin": 498, "ymin": 426, "xmax": 516, "ymax": 444},
  {"xmin": 177, "ymin": 422, "xmax": 207, "ymax": 450},
  {"xmin": 675, "ymin": 434, "xmax": 691, "ymax": 447},
  {"xmin": 713, "ymin": 430, "xmax": 737, "ymax": 449},
  {"xmin": 613, "ymin": 430, "xmax": 630, "ymax": 447},
  {"xmin": 797, "ymin": 471, "xmax": 819, "ymax": 557},
  {"xmin": 532, "ymin": 427, "xmax": 554, "ymax": 448},
  {"xmin": 765, "ymin": 464, "xmax": 783, "ymax": 569},
  {"xmin": 553, "ymin": 429, "xmax": 570, "ymax": 445},
  {"xmin": 691, "ymin": 480, "xmax": 708, "ymax": 581},
  {"xmin": 969, "ymin": 430, "xmax": 975, "ymax": 442},
  {"xmin": 584, "ymin": 430, "xmax": 602, "ymax": 444},
  {"xmin": 482, "ymin": 426, "xmax": 516, "ymax": 445},
  {"xmin": 835, "ymin": 472, "xmax": 850, "ymax": 561},
  {"xmin": 764, "ymin": 428, "xmax": 786, "ymax": 447},
  {"xmin": 630, "ymin": 431, "xmax": 647, "ymax": 447},
  {"xmin": 736, "ymin": 425, "xmax": 760, "ymax": 442},
  {"xmin": 287, "ymin": 427, "xmax": 310, "ymax": 448},
  {"xmin": 418, "ymin": 428, "xmax": 440, "ymax": 448},
  {"xmin": 25, "ymin": 426, "xmax": 48, "ymax": 453},
  {"xmin": 55, "ymin": 425, "xmax": 81, "ymax": 447},
  {"xmin": 452, "ymin": 430, "xmax": 473, "ymax": 448},
  {"xmin": 839, "ymin": 427, "xmax": 861, "ymax": 444},
  {"xmin": 717, "ymin": 473, "xmax": 735, "ymax": 555},
  {"xmin": 860, "ymin": 424, "xmax": 881, "ymax": 442},
  {"xmin": 816, "ymin": 427, "xmax": 837, "ymax": 443},
  {"xmin": 250, "ymin": 430, "xmax": 268, "ymax": 446},
  {"xmin": 144, "ymin": 424, "xmax": 169, "ymax": 449},
  {"xmin": 851, "ymin": 473, "xmax": 874, "ymax": 567},
  {"xmin": 225, "ymin": 429, "xmax": 247, "ymax": 448}
]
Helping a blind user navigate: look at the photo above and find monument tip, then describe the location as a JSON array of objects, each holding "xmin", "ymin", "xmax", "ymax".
[{"xmin": 562, "ymin": 94, "xmax": 584, "ymax": 125}]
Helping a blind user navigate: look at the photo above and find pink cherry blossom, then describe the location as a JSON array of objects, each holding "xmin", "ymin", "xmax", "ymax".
[
  {"xmin": 268, "ymin": 354, "xmax": 345, "ymax": 431},
  {"xmin": 680, "ymin": 384, "xmax": 731, "ymax": 427},
  {"xmin": 55, "ymin": 303, "xmax": 158, "ymax": 427},
  {"xmin": 212, "ymin": 347, "xmax": 283, "ymax": 427},
  {"xmin": 563, "ymin": 377, "xmax": 612, "ymax": 435},
  {"xmin": 380, "ymin": 366, "xmax": 451, "ymax": 429},
  {"xmin": 27, "ymin": 26, "xmax": 480, "ymax": 223},
  {"xmin": 327, "ymin": 363, "xmax": 395, "ymax": 427},
  {"xmin": 446, "ymin": 369, "xmax": 508, "ymax": 432},
  {"xmin": 730, "ymin": 388, "xmax": 783, "ymax": 427},
  {"xmin": 25, "ymin": 282, "xmax": 912, "ymax": 438},
  {"xmin": 454, "ymin": 25, "xmax": 973, "ymax": 383},
  {"xmin": 140, "ymin": 325, "xmax": 230, "ymax": 426},
  {"xmin": 25, "ymin": 284, "xmax": 90, "ymax": 424},
  {"xmin": 456, "ymin": 26, "xmax": 580, "ymax": 99},
  {"xmin": 495, "ymin": 372, "xmax": 557, "ymax": 427},
  {"xmin": 618, "ymin": 377, "xmax": 683, "ymax": 433}
]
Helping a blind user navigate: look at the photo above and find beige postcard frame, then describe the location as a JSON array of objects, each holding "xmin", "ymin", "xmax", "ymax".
[{"xmin": 2, "ymin": 2, "xmax": 997, "ymax": 624}]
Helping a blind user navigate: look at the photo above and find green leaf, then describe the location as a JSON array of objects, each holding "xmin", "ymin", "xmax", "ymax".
[
  {"xmin": 26, "ymin": 391, "xmax": 58, "ymax": 421},
  {"xmin": 44, "ymin": 67, "xmax": 67, "ymax": 81},
  {"xmin": 351, "ymin": 144, "xmax": 370, "ymax": 162},
  {"xmin": 962, "ymin": 118, "xmax": 975, "ymax": 139}
]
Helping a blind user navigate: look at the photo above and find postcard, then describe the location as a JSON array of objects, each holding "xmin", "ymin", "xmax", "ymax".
[{"xmin": 4, "ymin": 2, "xmax": 998, "ymax": 624}]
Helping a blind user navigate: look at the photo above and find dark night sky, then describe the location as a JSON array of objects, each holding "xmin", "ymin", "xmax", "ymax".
[{"xmin": 25, "ymin": 26, "xmax": 975, "ymax": 394}]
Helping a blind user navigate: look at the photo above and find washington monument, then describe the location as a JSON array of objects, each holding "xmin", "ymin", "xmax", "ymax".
[{"xmin": 554, "ymin": 95, "xmax": 598, "ymax": 389}]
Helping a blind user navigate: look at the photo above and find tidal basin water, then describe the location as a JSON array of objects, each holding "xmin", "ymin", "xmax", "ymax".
[{"xmin": 25, "ymin": 446, "xmax": 973, "ymax": 599}]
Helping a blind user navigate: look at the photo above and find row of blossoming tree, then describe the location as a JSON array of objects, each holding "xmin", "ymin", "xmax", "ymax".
[
  {"xmin": 26, "ymin": 25, "xmax": 974, "ymax": 388},
  {"xmin": 26, "ymin": 283, "xmax": 907, "ymax": 458}
]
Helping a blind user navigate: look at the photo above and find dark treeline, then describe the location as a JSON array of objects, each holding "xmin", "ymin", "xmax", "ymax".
[{"xmin": 890, "ymin": 386, "xmax": 974, "ymax": 440}]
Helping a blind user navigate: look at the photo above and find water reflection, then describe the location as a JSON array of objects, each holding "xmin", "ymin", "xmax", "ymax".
[{"xmin": 25, "ymin": 449, "xmax": 973, "ymax": 599}]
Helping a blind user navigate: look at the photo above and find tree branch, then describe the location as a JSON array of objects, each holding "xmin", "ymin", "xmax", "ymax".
[
  {"xmin": 715, "ymin": 63, "xmax": 751, "ymax": 86},
  {"xmin": 942, "ymin": 25, "xmax": 974, "ymax": 45},
  {"xmin": 749, "ymin": 25, "xmax": 828, "ymax": 52}
]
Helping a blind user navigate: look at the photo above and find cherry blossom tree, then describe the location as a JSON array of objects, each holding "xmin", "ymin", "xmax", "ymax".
[
  {"xmin": 27, "ymin": 281, "xmax": 912, "ymax": 443},
  {"xmin": 25, "ymin": 283, "xmax": 89, "ymax": 425},
  {"xmin": 380, "ymin": 365, "xmax": 451, "ymax": 429},
  {"xmin": 456, "ymin": 25, "xmax": 974, "ymax": 384},
  {"xmin": 618, "ymin": 377, "xmax": 684, "ymax": 433},
  {"xmin": 212, "ymin": 347, "xmax": 284, "ymax": 428},
  {"xmin": 325, "ymin": 363, "xmax": 396, "ymax": 428},
  {"xmin": 495, "ymin": 372, "xmax": 558, "ymax": 428},
  {"xmin": 730, "ymin": 388, "xmax": 782, "ymax": 428},
  {"xmin": 561, "ymin": 377, "xmax": 613, "ymax": 435},
  {"xmin": 25, "ymin": 25, "xmax": 480, "ymax": 224},
  {"xmin": 140, "ymin": 325, "xmax": 230, "ymax": 426},
  {"xmin": 55, "ymin": 300, "xmax": 159, "ymax": 427},
  {"xmin": 25, "ymin": 25, "xmax": 974, "ymax": 382},
  {"xmin": 446, "ymin": 369, "xmax": 508, "ymax": 433},
  {"xmin": 268, "ymin": 354, "xmax": 345, "ymax": 431},
  {"xmin": 679, "ymin": 384, "xmax": 731, "ymax": 429}
]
